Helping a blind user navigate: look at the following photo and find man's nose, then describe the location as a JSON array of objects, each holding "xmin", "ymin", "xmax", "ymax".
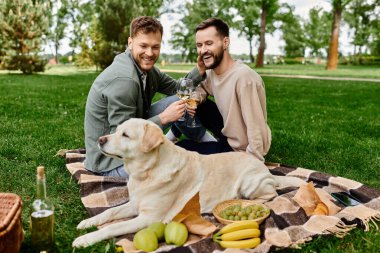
[
  {"xmin": 98, "ymin": 136, "xmax": 107, "ymax": 145},
  {"xmin": 145, "ymin": 47, "xmax": 153, "ymax": 56}
]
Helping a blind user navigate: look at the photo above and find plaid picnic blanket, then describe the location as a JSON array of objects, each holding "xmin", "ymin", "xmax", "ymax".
[{"xmin": 61, "ymin": 149, "xmax": 380, "ymax": 252}]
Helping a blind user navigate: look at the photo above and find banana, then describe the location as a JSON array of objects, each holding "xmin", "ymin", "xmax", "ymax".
[
  {"xmin": 218, "ymin": 237, "xmax": 261, "ymax": 249},
  {"xmin": 215, "ymin": 228, "xmax": 260, "ymax": 241},
  {"xmin": 215, "ymin": 220, "xmax": 259, "ymax": 236}
]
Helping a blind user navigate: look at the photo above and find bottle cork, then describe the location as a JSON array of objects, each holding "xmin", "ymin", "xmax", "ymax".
[{"xmin": 37, "ymin": 166, "xmax": 45, "ymax": 180}]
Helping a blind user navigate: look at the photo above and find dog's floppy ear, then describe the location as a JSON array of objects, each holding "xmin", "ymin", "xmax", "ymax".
[{"xmin": 141, "ymin": 123, "xmax": 164, "ymax": 152}]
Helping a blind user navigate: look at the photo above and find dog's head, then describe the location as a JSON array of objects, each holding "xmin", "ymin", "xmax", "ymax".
[{"xmin": 98, "ymin": 118, "xmax": 164, "ymax": 161}]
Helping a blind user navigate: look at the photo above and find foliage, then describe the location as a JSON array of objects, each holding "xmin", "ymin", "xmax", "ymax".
[
  {"xmin": 231, "ymin": 0, "xmax": 261, "ymax": 63},
  {"xmin": 344, "ymin": 0, "xmax": 380, "ymax": 56},
  {"xmin": 339, "ymin": 54, "xmax": 380, "ymax": 65},
  {"xmin": 47, "ymin": 0, "xmax": 69, "ymax": 64},
  {"xmin": 0, "ymin": 0, "xmax": 50, "ymax": 74},
  {"xmin": 303, "ymin": 7, "xmax": 331, "ymax": 57},
  {"xmin": 278, "ymin": 4, "xmax": 306, "ymax": 58},
  {"xmin": 255, "ymin": 0, "xmax": 280, "ymax": 68},
  {"xmin": 62, "ymin": 0, "xmax": 94, "ymax": 54},
  {"xmin": 75, "ymin": 41, "xmax": 95, "ymax": 68},
  {"xmin": 344, "ymin": 0, "xmax": 371, "ymax": 54},
  {"xmin": 88, "ymin": 0, "xmax": 172, "ymax": 69},
  {"xmin": 170, "ymin": 0, "xmax": 232, "ymax": 62},
  {"xmin": 368, "ymin": 19, "xmax": 380, "ymax": 55}
]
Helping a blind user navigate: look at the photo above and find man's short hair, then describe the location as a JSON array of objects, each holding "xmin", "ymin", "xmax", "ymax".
[
  {"xmin": 195, "ymin": 18, "xmax": 229, "ymax": 37},
  {"xmin": 130, "ymin": 16, "xmax": 163, "ymax": 38}
]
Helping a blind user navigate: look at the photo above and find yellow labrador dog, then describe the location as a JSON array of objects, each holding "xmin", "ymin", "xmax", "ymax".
[{"xmin": 73, "ymin": 118, "xmax": 305, "ymax": 247}]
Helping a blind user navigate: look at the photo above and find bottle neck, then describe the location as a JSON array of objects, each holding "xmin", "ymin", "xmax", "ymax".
[{"xmin": 36, "ymin": 177, "xmax": 47, "ymax": 200}]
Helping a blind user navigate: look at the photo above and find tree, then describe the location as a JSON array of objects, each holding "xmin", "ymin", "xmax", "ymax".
[
  {"xmin": 0, "ymin": 0, "xmax": 50, "ymax": 74},
  {"xmin": 62, "ymin": 0, "xmax": 94, "ymax": 56},
  {"xmin": 344, "ymin": 0, "xmax": 378, "ymax": 55},
  {"xmin": 368, "ymin": 2, "xmax": 380, "ymax": 55},
  {"xmin": 48, "ymin": 0, "xmax": 68, "ymax": 64},
  {"xmin": 326, "ymin": 0, "xmax": 352, "ymax": 70},
  {"xmin": 232, "ymin": 1, "xmax": 261, "ymax": 63},
  {"xmin": 278, "ymin": 4, "xmax": 306, "ymax": 58},
  {"xmin": 255, "ymin": 0, "xmax": 280, "ymax": 68},
  {"xmin": 170, "ymin": 0, "xmax": 232, "ymax": 62},
  {"xmin": 90, "ymin": 0, "xmax": 171, "ymax": 69},
  {"xmin": 304, "ymin": 7, "xmax": 330, "ymax": 57}
]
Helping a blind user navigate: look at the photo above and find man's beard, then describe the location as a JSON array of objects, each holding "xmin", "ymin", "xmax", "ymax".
[{"xmin": 203, "ymin": 46, "xmax": 224, "ymax": 69}]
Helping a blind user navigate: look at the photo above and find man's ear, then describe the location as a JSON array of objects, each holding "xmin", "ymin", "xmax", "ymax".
[
  {"xmin": 128, "ymin": 37, "xmax": 133, "ymax": 50},
  {"xmin": 223, "ymin": 37, "xmax": 230, "ymax": 50},
  {"xmin": 141, "ymin": 123, "xmax": 164, "ymax": 153}
]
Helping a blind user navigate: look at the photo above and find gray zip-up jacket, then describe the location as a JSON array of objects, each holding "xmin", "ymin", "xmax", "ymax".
[{"xmin": 84, "ymin": 49, "xmax": 204, "ymax": 173}]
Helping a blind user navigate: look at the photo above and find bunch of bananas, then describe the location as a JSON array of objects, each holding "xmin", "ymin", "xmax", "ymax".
[{"xmin": 213, "ymin": 220, "xmax": 261, "ymax": 249}]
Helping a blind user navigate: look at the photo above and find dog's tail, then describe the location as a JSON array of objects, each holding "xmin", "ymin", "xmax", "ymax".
[{"xmin": 274, "ymin": 175, "xmax": 307, "ymax": 189}]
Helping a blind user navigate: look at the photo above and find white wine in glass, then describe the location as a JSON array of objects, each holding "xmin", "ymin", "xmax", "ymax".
[
  {"xmin": 187, "ymin": 90, "xmax": 201, "ymax": 128},
  {"xmin": 176, "ymin": 78, "xmax": 192, "ymax": 121}
]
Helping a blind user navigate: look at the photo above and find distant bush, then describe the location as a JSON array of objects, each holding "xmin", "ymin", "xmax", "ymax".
[
  {"xmin": 283, "ymin": 57, "xmax": 305, "ymax": 64},
  {"xmin": 2, "ymin": 55, "xmax": 46, "ymax": 74},
  {"xmin": 339, "ymin": 55, "xmax": 380, "ymax": 66}
]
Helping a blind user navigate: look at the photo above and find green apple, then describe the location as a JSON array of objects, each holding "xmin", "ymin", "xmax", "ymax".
[
  {"xmin": 148, "ymin": 222, "xmax": 166, "ymax": 242},
  {"xmin": 164, "ymin": 221, "xmax": 188, "ymax": 246},
  {"xmin": 133, "ymin": 228, "xmax": 158, "ymax": 252}
]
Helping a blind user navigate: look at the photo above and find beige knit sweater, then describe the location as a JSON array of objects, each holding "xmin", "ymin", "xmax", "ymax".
[{"xmin": 197, "ymin": 60, "xmax": 271, "ymax": 161}]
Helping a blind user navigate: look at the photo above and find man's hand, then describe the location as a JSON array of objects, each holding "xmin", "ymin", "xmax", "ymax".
[
  {"xmin": 186, "ymin": 104, "xmax": 196, "ymax": 118},
  {"xmin": 196, "ymin": 55, "xmax": 206, "ymax": 76},
  {"xmin": 159, "ymin": 100, "xmax": 186, "ymax": 125}
]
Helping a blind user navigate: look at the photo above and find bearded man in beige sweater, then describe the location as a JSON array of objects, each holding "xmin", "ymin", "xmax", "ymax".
[{"xmin": 174, "ymin": 18, "xmax": 271, "ymax": 162}]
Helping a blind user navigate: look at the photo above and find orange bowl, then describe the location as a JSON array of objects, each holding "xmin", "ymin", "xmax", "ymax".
[{"xmin": 212, "ymin": 199, "xmax": 270, "ymax": 225}]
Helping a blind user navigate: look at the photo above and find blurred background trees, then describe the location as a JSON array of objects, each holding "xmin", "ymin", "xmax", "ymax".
[
  {"xmin": 0, "ymin": 0, "xmax": 50, "ymax": 74},
  {"xmin": 0, "ymin": 0, "xmax": 379, "ymax": 73}
]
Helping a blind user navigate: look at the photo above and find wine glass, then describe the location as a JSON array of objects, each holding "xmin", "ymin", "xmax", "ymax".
[
  {"xmin": 186, "ymin": 88, "xmax": 201, "ymax": 128},
  {"xmin": 176, "ymin": 78, "xmax": 192, "ymax": 121}
]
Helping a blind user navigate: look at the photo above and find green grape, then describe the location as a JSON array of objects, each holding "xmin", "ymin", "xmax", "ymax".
[
  {"xmin": 244, "ymin": 206, "xmax": 252, "ymax": 214},
  {"xmin": 248, "ymin": 213, "xmax": 256, "ymax": 220},
  {"xmin": 251, "ymin": 205, "xmax": 259, "ymax": 212}
]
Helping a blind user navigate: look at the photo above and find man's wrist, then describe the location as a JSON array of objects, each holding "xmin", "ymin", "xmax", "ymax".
[{"xmin": 159, "ymin": 113, "xmax": 168, "ymax": 125}]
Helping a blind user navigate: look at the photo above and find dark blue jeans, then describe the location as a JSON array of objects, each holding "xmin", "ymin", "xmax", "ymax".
[{"xmin": 173, "ymin": 99, "xmax": 233, "ymax": 154}]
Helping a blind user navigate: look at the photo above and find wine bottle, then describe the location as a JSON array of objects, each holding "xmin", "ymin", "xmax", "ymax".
[{"xmin": 30, "ymin": 166, "xmax": 55, "ymax": 252}]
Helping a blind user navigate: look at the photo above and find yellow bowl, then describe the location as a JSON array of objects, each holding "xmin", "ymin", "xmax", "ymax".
[{"xmin": 212, "ymin": 199, "xmax": 270, "ymax": 225}]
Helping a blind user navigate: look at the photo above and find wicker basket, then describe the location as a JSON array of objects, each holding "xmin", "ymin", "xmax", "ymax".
[
  {"xmin": 212, "ymin": 199, "xmax": 270, "ymax": 225},
  {"xmin": 0, "ymin": 193, "xmax": 24, "ymax": 253}
]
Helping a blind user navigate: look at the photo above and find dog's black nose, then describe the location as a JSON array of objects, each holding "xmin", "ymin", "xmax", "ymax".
[{"xmin": 98, "ymin": 136, "xmax": 107, "ymax": 145}]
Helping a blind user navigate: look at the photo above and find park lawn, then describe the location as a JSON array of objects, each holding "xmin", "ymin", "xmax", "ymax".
[
  {"xmin": 0, "ymin": 67, "xmax": 379, "ymax": 252},
  {"xmin": 158, "ymin": 62, "xmax": 380, "ymax": 79}
]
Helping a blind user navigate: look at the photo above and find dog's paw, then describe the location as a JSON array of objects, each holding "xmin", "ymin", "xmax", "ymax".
[
  {"xmin": 72, "ymin": 235, "xmax": 93, "ymax": 248},
  {"xmin": 77, "ymin": 219, "xmax": 96, "ymax": 230}
]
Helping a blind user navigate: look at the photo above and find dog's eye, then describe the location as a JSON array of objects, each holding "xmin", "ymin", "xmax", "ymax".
[{"xmin": 122, "ymin": 132, "xmax": 129, "ymax": 138}]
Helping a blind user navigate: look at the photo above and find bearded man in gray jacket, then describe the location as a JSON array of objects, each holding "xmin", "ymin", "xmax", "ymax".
[{"xmin": 84, "ymin": 16, "xmax": 206, "ymax": 177}]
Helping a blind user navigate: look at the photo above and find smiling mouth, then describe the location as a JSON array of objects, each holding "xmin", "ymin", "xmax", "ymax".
[
  {"xmin": 202, "ymin": 54, "xmax": 212, "ymax": 61},
  {"xmin": 142, "ymin": 57, "xmax": 155, "ymax": 63}
]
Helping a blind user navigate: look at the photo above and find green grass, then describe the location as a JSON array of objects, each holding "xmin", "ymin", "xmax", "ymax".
[
  {"xmin": 0, "ymin": 65, "xmax": 379, "ymax": 252},
  {"xmin": 158, "ymin": 62, "xmax": 380, "ymax": 79}
]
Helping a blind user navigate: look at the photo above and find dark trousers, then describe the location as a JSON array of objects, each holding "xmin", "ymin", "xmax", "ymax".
[{"xmin": 173, "ymin": 99, "xmax": 233, "ymax": 154}]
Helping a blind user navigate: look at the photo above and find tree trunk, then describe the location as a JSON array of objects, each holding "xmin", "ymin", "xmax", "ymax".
[
  {"xmin": 55, "ymin": 42, "xmax": 59, "ymax": 64},
  {"xmin": 326, "ymin": 4, "xmax": 343, "ymax": 70},
  {"xmin": 256, "ymin": 6, "xmax": 267, "ymax": 68},
  {"xmin": 249, "ymin": 38, "xmax": 255, "ymax": 63}
]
